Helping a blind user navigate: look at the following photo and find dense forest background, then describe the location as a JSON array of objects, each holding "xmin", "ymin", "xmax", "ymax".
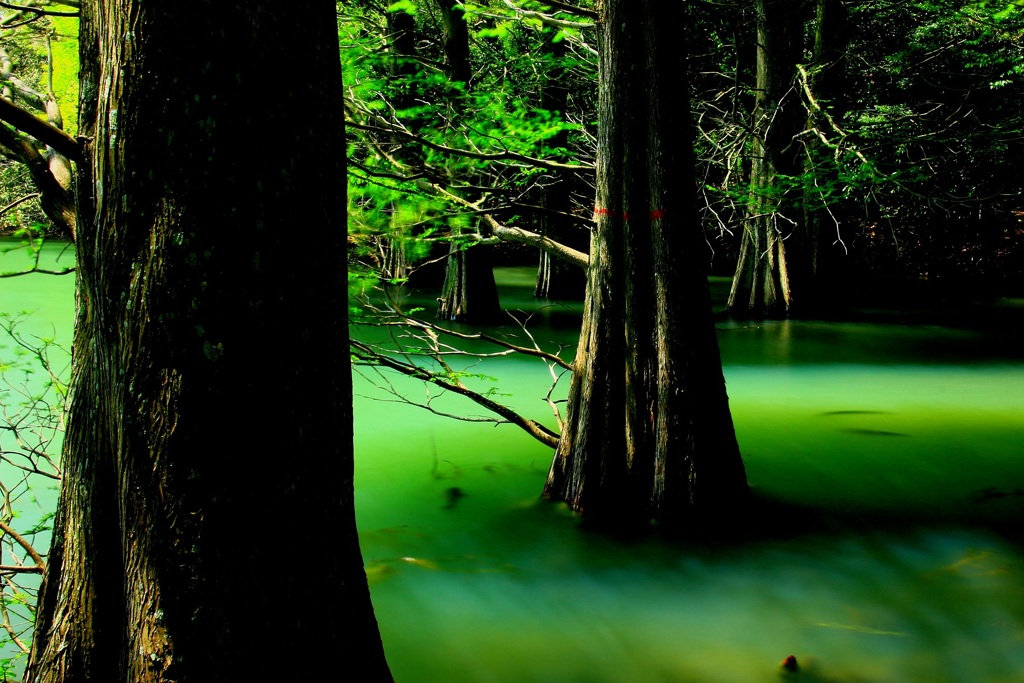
[
  {"xmin": 337, "ymin": 0, "xmax": 1024, "ymax": 318},
  {"xmin": 2, "ymin": 0, "xmax": 1022, "ymax": 298}
]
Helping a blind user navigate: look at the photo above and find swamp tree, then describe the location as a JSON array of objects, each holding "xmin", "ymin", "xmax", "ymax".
[
  {"xmin": 726, "ymin": 0, "xmax": 806, "ymax": 318},
  {"xmin": 433, "ymin": 0, "xmax": 502, "ymax": 323},
  {"xmin": 542, "ymin": 0, "xmax": 749, "ymax": 526},
  {"xmin": 24, "ymin": 2, "xmax": 392, "ymax": 681}
]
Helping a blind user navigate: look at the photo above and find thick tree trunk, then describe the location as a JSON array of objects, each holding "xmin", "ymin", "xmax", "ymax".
[
  {"xmin": 25, "ymin": 3, "xmax": 392, "ymax": 682},
  {"xmin": 728, "ymin": 0, "xmax": 806, "ymax": 318},
  {"xmin": 543, "ymin": 0, "xmax": 748, "ymax": 527}
]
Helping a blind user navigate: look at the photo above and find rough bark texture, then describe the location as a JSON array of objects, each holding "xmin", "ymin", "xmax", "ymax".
[
  {"xmin": 543, "ymin": 0, "xmax": 749, "ymax": 527},
  {"xmin": 728, "ymin": 0, "xmax": 806, "ymax": 318},
  {"xmin": 24, "ymin": 3, "xmax": 393, "ymax": 682}
]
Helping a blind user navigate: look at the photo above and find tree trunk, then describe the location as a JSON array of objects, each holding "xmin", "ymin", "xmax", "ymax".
[
  {"xmin": 543, "ymin": 0, "xmax": 749, "ymax": 527},
  {"xmin": 434, "ymin": 0, "xmax": 502, "ymax": 323},
  {"xmin": 533, "ymin": 30, "xmax": 585, "ymax": 301},
  {"xmin": 25, "ymin": 3, "xmax": 392, "ymax": 682},
  {"xmin": 803, "ymin": 0, "xmax": 853, "ymax": 312},
  {"xmin": 436, "ymin": 237, "xmax": 502, "ymax": 322},
  {"xmin": 379, "ymin": 8, "xmax": 419, "ymax": 282},
  {"xmin": 728, "ymin": 0, "xmax": 806, "ymax": 318}
]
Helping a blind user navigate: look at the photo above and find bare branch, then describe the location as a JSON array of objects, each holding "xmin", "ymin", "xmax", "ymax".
[
  {"xmin": 534, "ymin": 0, "xmax": 598, "ymax": 20},
  {"xmin": 0, "ymin": 519, "xmax": 45, "ymax": 572},
  {"xmin": 0, "ymin": 1, "xmax": 78, "ymax": 16},
  {"xmin": 350, "ymin": 338, "xmax": 562, "ymax": 448},
  {"xmin": 359, "ymin": 312, "xmax": 574, "ymax": 371},
  {"xmin": 0, "ymin": 95, "xmax": 81, "ymax": 162},
  {"xmin": 427, "ymin": 181, "xmax": 591, "ymax": 269},
  {"xmin": 346, "ymin": 119, "xmax": 592, "ymax": 173}
]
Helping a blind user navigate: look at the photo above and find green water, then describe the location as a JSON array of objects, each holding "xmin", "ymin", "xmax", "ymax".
[
  {"xmin": 0, "ymin": 238, "xmax": 73, "ymax": 669},
  {"xmin": 4, "ymin": 242, "xmax": 1024, "ymax": 682}
]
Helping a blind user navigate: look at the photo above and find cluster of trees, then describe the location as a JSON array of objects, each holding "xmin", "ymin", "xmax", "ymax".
[
  {"xmin": 0, "ymin": 0, "xmax": 1020, "ymax": 680},
  {"xmin": 342, "ymin": 0, "xmax": 1024, "ymax": 319},
  {"xmin": 343, "ymin": 0, "xmax": 1023, "ymax": 511}
]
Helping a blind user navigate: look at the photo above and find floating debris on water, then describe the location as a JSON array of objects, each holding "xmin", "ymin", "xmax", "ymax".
[
  {"xmin": 443, "ymin": 486, "xmax": 466, "ymax": 509},
  {"xmin": 971, "ymin": 486, "xmax": 1024, "ymax": 503},
  {"xmin": 818, "ymin": 410, "xmax": 892, "ymax": 416},
  {"xmin": 815, "ymin": 622, "xmax": 907, "ymax": 636},
  {"xmin": 841, "ymin": 428, "xmax": 909, "ymax": 437}
]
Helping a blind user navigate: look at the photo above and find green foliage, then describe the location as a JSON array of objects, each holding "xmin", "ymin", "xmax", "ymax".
[
  {"xmin": 0, "ymin": 10, "xmax": 80, "ymax": 237},
  {"xmin": 46, "ymin": 16, "xmax": 80, "ymax": 136},
  {"xmin": 341, "ymin": 0, "xmax": 595, "ymax": 283}
]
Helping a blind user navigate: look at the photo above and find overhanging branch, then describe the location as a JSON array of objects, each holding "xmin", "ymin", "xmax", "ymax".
[
  {"xmin": 0, "ymin": 1, "xmax": 78, "ymax": 16},
  {"xmin": 427, "ymin": 181, "xmax": 591, "ymax": 269},
  {"xmin": 350, "ymin": 338, "xmax": 561, "ymax": 449},
  {"xmin": 0, "ymin": 96, "xmax": 81, "ymax": 162}
]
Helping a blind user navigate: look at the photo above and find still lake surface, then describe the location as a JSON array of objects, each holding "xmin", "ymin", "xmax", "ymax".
[{"xmin": 2, "ymin": 239, "xmax": 1023, "ymax": 682}]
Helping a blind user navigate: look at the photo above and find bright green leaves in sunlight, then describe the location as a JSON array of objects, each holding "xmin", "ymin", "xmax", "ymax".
[
  {"xmin": 387, "ymin": 0, "xmax": 418, "ymax": 15},
  {"xmin": 340, "ymin": 0, "xmax": 594, "ymax": 290}
]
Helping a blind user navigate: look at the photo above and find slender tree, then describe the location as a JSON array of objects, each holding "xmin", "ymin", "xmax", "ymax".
[
  {"xmin": 434, "ymin": 0, "xmax": 502, "ymax": 322},
  {"xmin": 801, "ymin": 0, "xmax": 853, "ymax": 309},
  {"xmin": 24, "ymin": 2, "xmax": 392, "ymax": 681},
  {"xmin": 543, "ymin": 0, "xmax": 749, "ymax": 526},
  {"xmin": 727, "ymin": 0, "xmax": 806, "ymax": 318},
  {"xmin": 533, "ymin": 28, "xmax": 585, "ymax": 301}
]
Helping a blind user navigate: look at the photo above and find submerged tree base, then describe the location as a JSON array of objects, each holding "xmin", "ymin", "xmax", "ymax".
[{"xmin": 543, "ymin": 0, "xmax": 749, "ymax": 527}]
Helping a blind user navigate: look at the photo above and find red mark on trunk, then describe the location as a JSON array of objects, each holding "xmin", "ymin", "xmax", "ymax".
[{"xmin": 594, "ymin": 208, "xmax": 668, "ymax": 221}]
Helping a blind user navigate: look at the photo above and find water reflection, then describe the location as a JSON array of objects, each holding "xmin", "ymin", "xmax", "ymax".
[
  {"xmin": 355, "ymin": 269, "xmax": 1024, "ymax": 683},
  {"xmin": 4, "ymin": 251, "xmax": 1024, "ymax": 682}
]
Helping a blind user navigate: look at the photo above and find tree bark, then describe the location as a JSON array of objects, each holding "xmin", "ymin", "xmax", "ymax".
[
  {"xmin": 543, "ymin": 0, "xmax": 749, "ymax": 527},
  {"xmin": 727, "ymin": 0, "xmax": 806, "ymax": 318},
  {"xmin": 433, "ymin": 0, "xmax": 502, "ymax": 323},
  {"xmin": 24, "ymin": 3, "xmax": 392, "ymax": 682},
  {"xmin": 533, "ymin": 29, "xmax": 585, "ymax": 301}
]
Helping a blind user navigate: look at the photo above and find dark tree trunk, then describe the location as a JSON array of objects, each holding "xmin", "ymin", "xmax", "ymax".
[
  {"xmin": 534, "ymin": 31, "xmax": 585, "ymax": 301},
  {"xmin": 379, "ymin": 8, "xmax": 420, "ymax": 282},
  {"xmin": 436, "ymin": 238, "xmax": 502, "ymax": 322},
  {"xmin": 543, "ymin": 0, "xmax": 749, "ymax": 527},
  {"xmin": 728, "ymin": 0, "xmax": 806, "ymax": 318},
  {"xmin": 437, "ymin": 0, "xmax": 472, "ymax": 86},
  {"xmin": 434, "ymin": 0, "xmax": 502, "ymax": 323},
  {"xmin": 803, "ymin": 0, "xmax": 853, "ymax": 311},
  {"xmin": 24, "ymin": 3, "xmax": 392, "ymax": 682}
]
